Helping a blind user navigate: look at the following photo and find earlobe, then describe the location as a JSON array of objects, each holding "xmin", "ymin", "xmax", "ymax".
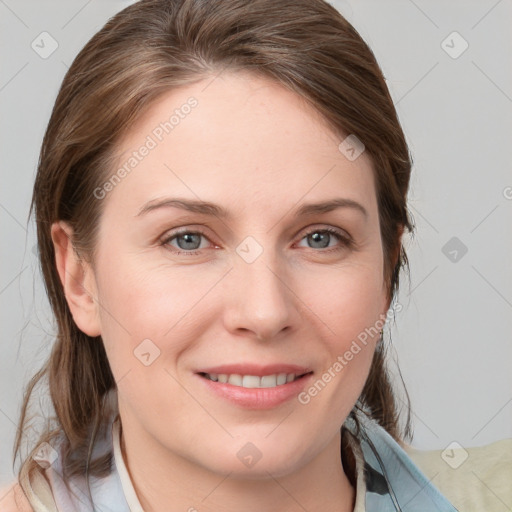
[{"xmin": 50, "ymin": 221, "xmax": 101, "ymax": 337}]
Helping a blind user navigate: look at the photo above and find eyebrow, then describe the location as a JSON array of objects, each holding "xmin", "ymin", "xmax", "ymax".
[{"xmin": 136, "ymin": 197, "xmax": 368, "ymax": 220}]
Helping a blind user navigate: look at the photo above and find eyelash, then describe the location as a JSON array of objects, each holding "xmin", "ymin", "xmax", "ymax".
[{"xmin": 159, "ymin": 226, "xmax": 353, "ymax": 257}]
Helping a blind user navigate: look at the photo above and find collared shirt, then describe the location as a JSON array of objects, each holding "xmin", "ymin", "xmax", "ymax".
[{"xmin": 21, "ymin": 411, "xmax": 457, "ymax": 511}]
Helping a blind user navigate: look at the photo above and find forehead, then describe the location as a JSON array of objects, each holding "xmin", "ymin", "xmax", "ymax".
[{"xmin": 103, "ymin": 71, "xmax": 377, "ymax": 219}]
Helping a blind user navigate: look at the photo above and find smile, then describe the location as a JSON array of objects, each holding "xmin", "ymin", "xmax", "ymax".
[
  {"xmin": 196, "ymin": 371, "xmax": 315, "ymax": 409},
  {"xmin": 199, "ymin": 372, "xmax": 311, "ymax": 388}
]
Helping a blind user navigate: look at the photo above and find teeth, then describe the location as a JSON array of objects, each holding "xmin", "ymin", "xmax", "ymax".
[{"xmin": 204, "ymin": 372, "xmax": 300, "ymax": 388}]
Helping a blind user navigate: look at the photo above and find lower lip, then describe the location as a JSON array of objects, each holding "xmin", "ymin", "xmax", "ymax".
[{"xmin": 195, "ymin": 373, "xmax": 314, "ymax": 409}]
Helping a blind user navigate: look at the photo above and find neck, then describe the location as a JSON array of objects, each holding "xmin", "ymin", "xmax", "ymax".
[{"xmin": 119, "ymin": 417, "xmax": 355, "ymax": 512}]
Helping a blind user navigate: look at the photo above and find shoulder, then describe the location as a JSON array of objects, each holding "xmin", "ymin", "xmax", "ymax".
[{"xmin": 0, "ymin": 482, "xmax": 34, "ymax": 512}]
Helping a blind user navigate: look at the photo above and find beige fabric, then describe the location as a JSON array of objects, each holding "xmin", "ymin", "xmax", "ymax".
[
  {"xmin": 25, "ymin": 470, "xmax": 58, "ymax": 512},
  {"xmin": 0, "ymin": 473, "xmax": 58, "ymax": 512},
  {"xmin": 0, "ymin": 469, "xmax": 58, "ymax": 512},
  {"xmin": 404, "ymin": 439, "xmax": 512, "ymax": 512}
]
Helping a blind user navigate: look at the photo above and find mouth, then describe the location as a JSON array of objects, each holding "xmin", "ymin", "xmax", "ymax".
[
  {"xmin": 195, "ymin": 370, "xmax": 315, "ymax": 409},
  {"xmin": 197, "ymin": 371, "xmax": 313, "ymax": 389}
]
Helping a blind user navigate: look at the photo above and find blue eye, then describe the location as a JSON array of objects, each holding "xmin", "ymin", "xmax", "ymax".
[
  {"xmin": 298, "ymin": 227, "xmax": 352, "ymax": 251},
  {"xmin": 161, "ymin": 226, "xmax": 352, "ymax": 256},
  {"xmin": 161, "ymin": 229, "xmax": 210, "ymax": 256}
]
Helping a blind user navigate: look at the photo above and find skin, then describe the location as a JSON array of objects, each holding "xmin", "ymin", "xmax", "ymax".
[{"xmin": 52, "ymin": 71, "xmax": 397, "ymax": 512}]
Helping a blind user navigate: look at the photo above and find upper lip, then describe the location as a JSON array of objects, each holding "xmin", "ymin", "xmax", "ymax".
[{"xmin": 196, "ymin": 364, "xmax": 313, "ymax": 377}]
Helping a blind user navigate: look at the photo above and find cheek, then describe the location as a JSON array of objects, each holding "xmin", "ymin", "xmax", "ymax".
[
  {"xmin": 92, "ymin": 261, "xmax": 202, "ymax": 416},
  {"xmin": 307, "ymin": 259, "xmax": 386, "ymax": 334},
  {"xmin": 93, "ymin": 258, "xmax": 222, "ymax": 368},
  {"xmin": 291, "ymin": 263, "xmax": 384, "ymax": 428},
  {"xmin": 305, "ymin": 263, "xmax": 385, "ymax": 379}
]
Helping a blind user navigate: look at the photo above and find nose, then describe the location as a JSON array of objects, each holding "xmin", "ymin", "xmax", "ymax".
[{"xmin": 222, "ymin": 250, "xmax": 296, "ymax": 341}]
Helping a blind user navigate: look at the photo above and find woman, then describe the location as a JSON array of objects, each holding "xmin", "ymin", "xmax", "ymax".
[{"xmin": 3, "ymin": 0, "xmax": 457, "ymax": 510}]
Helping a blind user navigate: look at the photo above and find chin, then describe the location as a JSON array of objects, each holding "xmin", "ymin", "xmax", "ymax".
[{"xmin": 193, "ymin": 440, "xmax": 309, "ymax": 480}]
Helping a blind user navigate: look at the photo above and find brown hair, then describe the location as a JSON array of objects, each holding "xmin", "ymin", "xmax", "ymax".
[{"xmin": 14, "ymin": 0, "xmax": 414, "ymax": 498}]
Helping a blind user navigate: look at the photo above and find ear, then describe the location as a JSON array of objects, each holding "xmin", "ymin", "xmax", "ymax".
[{"xmin": 51, "ymin": 221, "xmax": 101, "ymax": 337}]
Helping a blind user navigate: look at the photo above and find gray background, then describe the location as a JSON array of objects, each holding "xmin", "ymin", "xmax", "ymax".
[{"xmin": 1, "ymin": 0, "xmax": 511, "ymax": 488}]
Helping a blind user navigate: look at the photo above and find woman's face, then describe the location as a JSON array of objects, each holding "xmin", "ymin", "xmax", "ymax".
[{"xmin": 68, "ymin": 71, "xmax": 392, "ymax": 478}]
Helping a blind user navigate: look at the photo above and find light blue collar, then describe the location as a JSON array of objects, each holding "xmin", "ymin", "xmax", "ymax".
[{"xmin": 343, "ymin": 411, "xmax": 458, "ymax": 511}]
